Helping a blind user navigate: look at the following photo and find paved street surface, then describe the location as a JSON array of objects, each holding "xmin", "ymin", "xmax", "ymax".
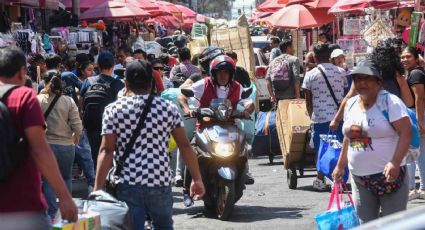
[{"xmin": 73, "ymin": 155, "xmax": 425, "ymax": 230}]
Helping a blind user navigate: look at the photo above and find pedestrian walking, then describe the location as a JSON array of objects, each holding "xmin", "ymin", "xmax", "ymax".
[
  {"xmin": 402, "ymin": 47, "xmax": 425, "ymax": 200},
  {"xmin": 0, "ymin": 47, "xmax": 77, "ymax": 228},
  {"xmin": 94, "ymin": 60, "xmax": 205, "ymax": 229},
  {"xmin": 266, "ymin": 39, "xmax": 301, "ymax": 104},
  {"xmin": 37, "ymin": 71, "xmax": 83, "ymax": 219},
  {"xmin": 80, "ymin": 51, "xmax": 125, "ymax": 168},
  {"xmin": 302, "ymin": 43, "xmax": 346, "ymax": 191},
  {"xmin": 333, "ymin": 59, "xmax": 411, "ymax": 223},
  {"xmin": 269, "ymin": 37, "xmax": 281, "ymax": 62}
]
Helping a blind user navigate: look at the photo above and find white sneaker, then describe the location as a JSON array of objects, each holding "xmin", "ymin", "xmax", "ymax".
[
  {"xmin": 408, "ymin": 190, "xmax": 420, "ymax": 201},
  {"xmin": 313, "ymin": 178, "xmax": 328, "ymax": 191}
]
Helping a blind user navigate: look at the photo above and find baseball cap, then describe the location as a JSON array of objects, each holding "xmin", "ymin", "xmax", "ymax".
[
  {"xmin": 125, "ymin": 60, "xmax": 153, "ymax": 84},
  {"xmin": 330, "ymin": 49, "xmax": 344, "ymax": 59},
  {"xmin": 350, "ymin": 58, "xmax": 382, "ymax": 80}
]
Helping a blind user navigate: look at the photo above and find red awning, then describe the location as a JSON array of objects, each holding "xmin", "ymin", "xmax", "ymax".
[{"xmin": 3, "ymin": 0, "xmax": 58, "ymax": 9}]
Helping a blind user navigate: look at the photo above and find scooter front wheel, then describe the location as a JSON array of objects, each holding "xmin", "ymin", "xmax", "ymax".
[{"xmin": 216, "ymin": 181, "xmax": 235, "ymax": 221}]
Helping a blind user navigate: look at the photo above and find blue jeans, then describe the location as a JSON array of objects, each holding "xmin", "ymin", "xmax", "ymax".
[
  {"xmin": 311, "ymin": 121, "xmax": 343, "ymax": 150},
  {"xmin": 75, "ymin": 131, "xmax": 95, "ymax": 186},
  {"xmin": 87, "ymin": 130, "xmax": 101, "ymax": 169},
  {"xmin": 407, "ymin": 134, "xmax": 425, "ymax": 190},
  {"xmin": 117, "ymin": 183, "xmax": 173, "ymax": 230},
  {"xmin": 42, "ymin": 144, "xmax": 75, "ymax": 218}
]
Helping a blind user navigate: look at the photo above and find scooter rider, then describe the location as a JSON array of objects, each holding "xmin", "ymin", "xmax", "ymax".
[{"xmin": 178, "ymin": 55, "xmax": 256, "ymax": 192}]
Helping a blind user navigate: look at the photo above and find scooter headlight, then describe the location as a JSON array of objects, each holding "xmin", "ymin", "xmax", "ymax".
[{"xmin": 213, "ymin": 143, "xmax": 235, "ymax": 158}]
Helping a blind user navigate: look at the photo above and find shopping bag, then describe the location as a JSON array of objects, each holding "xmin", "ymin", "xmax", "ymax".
[
  {"xmin": 317, "ymin": 134, "xmax": 349, "ymax": 182},
  {"xmin": 315, "ymin": 182, "xmax": 360, "ymax": 230},
  {"xmin": 84, "ymin": 191, "xmax": 132, "ymax": 229}
]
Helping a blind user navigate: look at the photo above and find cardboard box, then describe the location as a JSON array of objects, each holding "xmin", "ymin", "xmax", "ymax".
[
  {"xmin": 276, "ymin": 99, "xmax": 313, "ymax": 169},
  {"xmin": 52, "ymin": 212, "xmax": 101, "ymax": 230},
  {"xmin": 188, "ymin": 36, "xmax": 208, "ymax": 56}
]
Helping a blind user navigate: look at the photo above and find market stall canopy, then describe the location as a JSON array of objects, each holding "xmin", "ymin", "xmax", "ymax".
[
  {"xmin": 80, "ymin": 1, "xmax": 151, "ymax": 20},
  {"xmin": 146, "ymin": 15, "xmax": 181, "ymax": 30},
  {"xmin": 5, "ymin": 0, "xmax": 58, "ymax": 9},
  {"xmin": 256, "ymin": 0, "xmax": 287, "ymax": 12},
  {"xmin": 60, "ymin": 0, "xmax": 158, "ymax": 11},
  {"xmin": 155, "ymin": 1, "xmax": 182, "ymax": 14},
  {"xmin": 265, "ymin": 4, "xmax": 336, "ymax": 29},
  {"xmin": 328, "ymin": 0, "xmax": 414, "ymax": 13},
  {"xmin": 304, "ymin": 0, "xmax": 337, "ymax": 8},
  {"xmin": 284, "ymin": 0, "xmax": 313, "ymax": 6},
  {"xmin": 175, "ymin": 4, "xmax": 197, "ymax": 18}
]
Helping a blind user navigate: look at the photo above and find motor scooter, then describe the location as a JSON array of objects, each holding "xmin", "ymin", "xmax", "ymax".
[{"xmin": 181, "ymin": 88, "xmax": 252, "ymax": 221}]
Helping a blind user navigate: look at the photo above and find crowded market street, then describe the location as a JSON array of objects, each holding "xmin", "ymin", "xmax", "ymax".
[{"xmin": 2, "ymin": 0, "xmax": 425, "ymax": 229}]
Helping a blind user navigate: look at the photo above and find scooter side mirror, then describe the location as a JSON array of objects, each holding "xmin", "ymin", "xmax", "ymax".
[
  {"xmin": 181, "ymin": 88, "xmax": 195, "ymax": 98},
  {"xmin": 241, "ymin": 87, "xmax": 253, "ymax": 99}
]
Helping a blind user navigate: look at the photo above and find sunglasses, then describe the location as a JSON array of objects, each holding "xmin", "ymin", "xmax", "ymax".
[{"xmin": 153, "ymin": 66, "xmax": 164, "ymax": 71}]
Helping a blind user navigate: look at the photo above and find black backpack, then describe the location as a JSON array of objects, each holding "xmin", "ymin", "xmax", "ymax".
[
  {"xmin": 82, "ymin": 76, "xmax": 116, "ymax": 131},
  {"xmin": 171, "ymin": 65, "xmax": 187, "ymax": 87},
  {"xmin": 0, "ymin": 85, "xmax": 28, "ymax": 182}
]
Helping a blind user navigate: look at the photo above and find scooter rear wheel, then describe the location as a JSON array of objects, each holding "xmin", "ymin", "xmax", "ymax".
[{"xmin": 216, "ymin": 181, "xmax": 235, "ymax": 221}]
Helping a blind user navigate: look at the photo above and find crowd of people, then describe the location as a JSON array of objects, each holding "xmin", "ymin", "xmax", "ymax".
[
  {"xmin": 264, "ymin": 35, "xmax": 425, "ymax": 224},
  {"xmin": 0, "ymin": 31, "xmax": 255, "ymax": 228},
  {"xmin": 1, "ymin": 27, "xmax": 425, "ymax": 228}
]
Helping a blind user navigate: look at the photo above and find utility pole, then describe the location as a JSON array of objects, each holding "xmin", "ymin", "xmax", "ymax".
[{"xmin": 72, "ymin": 0, "xmax": 80, "ymax": 18}]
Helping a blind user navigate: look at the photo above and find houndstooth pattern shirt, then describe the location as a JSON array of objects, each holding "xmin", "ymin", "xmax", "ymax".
[{"xmin": 102, "ymin": 94, "xmax": 183, "ymax": 187}]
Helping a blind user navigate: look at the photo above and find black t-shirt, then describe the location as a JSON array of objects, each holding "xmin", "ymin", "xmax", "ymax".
[
  {"xmin": 407, "ymin": 67, "xmax": 425, "ymax": 86},
  {"xmin": 234, "ymin": 66, "xmax": 251, "ymax": 88},
  {"xmin": 407, "ymin": 67, "xmax": 425, "ymax": 108}
]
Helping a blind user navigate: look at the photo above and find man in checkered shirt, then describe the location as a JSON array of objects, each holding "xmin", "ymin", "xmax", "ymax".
[{"xmin": 94, "ymin": 60, "xmax": 205, "ymax": 229}]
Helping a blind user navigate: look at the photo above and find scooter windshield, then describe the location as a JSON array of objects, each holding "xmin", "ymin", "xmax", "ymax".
[{"xmin": 210, "ymin": 99, "xmax": 232, "ymax": 121}]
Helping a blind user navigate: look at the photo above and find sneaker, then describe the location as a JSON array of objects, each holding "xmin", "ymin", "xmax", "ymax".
[
  {"xmin": 175, "ymin": 175, "xmax": 183, "ymax": 187},
  {"xmin": 183, "ymin": 190, "xmax": 193, "ymax": 207},
  {"xmin": 409, "ymin": 190, "xmax": 420, "ymax": 201},
  {"xmin": 313, "ymin": 178, "xmax": 328, "ymax": 192},
  {"xmin": 245, "ymin": 173, "xmax": 255, "ymax": 185}
]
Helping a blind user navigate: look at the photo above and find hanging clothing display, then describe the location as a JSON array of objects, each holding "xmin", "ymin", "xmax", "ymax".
[{"xmin": 14, "ymin": 30, "xmax": 33, "ymax": 54}]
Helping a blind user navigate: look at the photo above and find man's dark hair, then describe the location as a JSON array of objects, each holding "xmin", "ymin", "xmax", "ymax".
[
  {"xmin": 150, "ymin": 58, "xmax": 164, "ymax": 66},
  {"xmin": 126, "ymin": 60, "xmax": 153, "ymax": 90},
  {"xmin": 270, "ymin": 36, "xmax": 280, "ymax": 45},
  {"xmin": 97, "ymin": 51, "xmax": 115, "ymax": 70},
  {"xmin": 226, "ymin": 51, "xmax": 237, "ymax": 61},
  {"xmin": 329, "ymin": 43, "xmax": 341, "ymax": 52},
  {"xmin": 313, "ymin": 43, "xmax": 331, "ymax": 63},
  {"xmin": 45, "ymin": 54, "xmax": 62, "ymax": 70},
  {"xmin": 0, "ymin": 47, "xmax": 27, "ymax": 78},
  {"xmin": 118, "ymin": 46, "xmax": 132, "ymax": 56},
  {"xmin": 178, "ymin": 47, "xmax": 191, "ymax": 61},
  {"xmin": 159, "ymin": 53, "xmax": 169, "ymax": 65},
  {"xmin": 279, "ymin": 39, "xmax": 293, "ymax": 53},
  {"xmin": 28, "ymin": 53, "xmax": 45, "ymax": 66},
  {"xmin": 191, "ymin": 53, "xmax": 200, "ymax": 65},
  {"xmin": 133, "ymin": 49, "xmax": 147, "ymax": 59}
]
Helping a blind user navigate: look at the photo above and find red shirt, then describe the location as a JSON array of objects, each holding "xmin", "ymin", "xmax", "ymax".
[
  {"xmin": 0, "ymin": 86, "xmax": 47, "ymax": 213},
  {"xmin": 153, "ymin": 70, "xmax": 165, "ymax": 94},
  {"xmin": 168, "ymin": 56, "xmax": 179, "ymax": 68}
]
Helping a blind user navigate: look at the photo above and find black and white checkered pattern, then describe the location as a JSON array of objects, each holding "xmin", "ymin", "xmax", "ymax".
[{"xmin": 102, "ymin": 95, "xmax": 183, "ymax": 187}]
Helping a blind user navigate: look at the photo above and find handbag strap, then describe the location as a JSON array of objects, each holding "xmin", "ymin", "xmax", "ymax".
[
  {"xmin": 318, "ymin": 66, "xmax": 340, "ymax": 108},
  {"xmin": 114, "ymin": 94, "xmax": 155, "ymax": 177},
  {"xmin": 44, "ymin": 94, "xmax": 61, "ymax": 119}
]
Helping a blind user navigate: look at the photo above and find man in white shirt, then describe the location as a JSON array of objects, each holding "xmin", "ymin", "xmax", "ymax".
[{"xmin": 302, "ymin": 43, "xmax": 347, "ymax": 191}]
